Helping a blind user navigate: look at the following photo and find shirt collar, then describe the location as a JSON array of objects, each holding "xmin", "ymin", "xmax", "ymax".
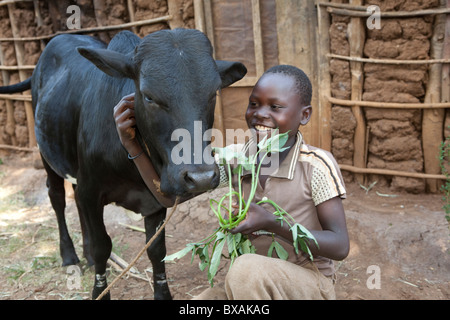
[{"xmin": 240, "ymin": 131, "xmax": 303, "ymax": 180}]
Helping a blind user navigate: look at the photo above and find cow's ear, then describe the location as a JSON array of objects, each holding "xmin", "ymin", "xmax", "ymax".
[
  {"xmin": 215, "ymin": 60, "xmax": 247, "ymax": 88},
  {"xmin": 77, "ymin": 47, "xmax": 136, "ymax": 79}
]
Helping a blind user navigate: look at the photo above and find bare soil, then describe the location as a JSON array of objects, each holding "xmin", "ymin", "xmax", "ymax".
[{"xmin": 0, "ymin": 153, "xmax": 448, "ymax": 300}]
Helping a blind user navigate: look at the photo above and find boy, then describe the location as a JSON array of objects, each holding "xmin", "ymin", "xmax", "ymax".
[{"xmin": 114, "ymin": 65, "xmax": 349, "ymax": 299}]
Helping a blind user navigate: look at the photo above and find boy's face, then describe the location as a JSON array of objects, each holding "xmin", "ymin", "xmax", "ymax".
[{"xmin": 245, "ymin": 73, "xmax": 311, "ymax": 142}]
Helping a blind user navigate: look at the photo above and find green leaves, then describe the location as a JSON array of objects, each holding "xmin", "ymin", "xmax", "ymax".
[
  {"xmin": 257, "ymin": 129, "xmax": 290, "ymax": 154},
  {"xmin": 268, "ymin": 240, "xmax": 288, "ymax": 260},
  {"xmin": 163, "ymin": 245, "xmax": 194, "ymax": 262}
]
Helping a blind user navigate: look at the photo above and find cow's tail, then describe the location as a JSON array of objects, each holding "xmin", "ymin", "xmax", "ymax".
[{"xmin": 0, "ymin": 77, "xmax": 31, "ymax": 94}]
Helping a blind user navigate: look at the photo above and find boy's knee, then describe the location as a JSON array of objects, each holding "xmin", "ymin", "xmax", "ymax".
[{"xmin": 226, "ymin": 254, "xmax": 257, "ymax": 285}]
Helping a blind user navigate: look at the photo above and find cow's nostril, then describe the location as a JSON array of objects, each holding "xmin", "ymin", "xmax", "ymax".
[
  {"xmin": 184, "ymin": 171, "xmax": 196, "ymax": 187},
  {"xmin": 184, "ymin": 170, "xmax": 217, "ymax": 191}
]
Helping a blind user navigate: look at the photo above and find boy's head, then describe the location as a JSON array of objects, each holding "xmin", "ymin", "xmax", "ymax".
[
  {"xmin": 245, "ymin": 65, "xmax": 312, "ymax": 142},
  {"xmin": 264, "ymin": 65, "xmax": 312, "ymax": 106}
]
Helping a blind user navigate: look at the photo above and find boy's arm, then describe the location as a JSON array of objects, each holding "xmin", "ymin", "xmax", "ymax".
[
  {"xmin": 309, "ymin": 196, "xmax": 349, "ymax": 260},
  {"xmin": 113, "ymin": 93, "xmax": 179, "ymax": 208},
  {"xmin": 231, "ymin": 196, "xmax": 349, "ymax": 261}
]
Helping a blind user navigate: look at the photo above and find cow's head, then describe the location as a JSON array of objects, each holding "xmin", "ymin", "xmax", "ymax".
[{"xmin": 78, "ymin": 29, "xmax": 246, "ymax": 196}]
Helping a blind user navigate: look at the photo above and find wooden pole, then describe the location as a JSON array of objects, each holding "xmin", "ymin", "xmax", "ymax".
[
  {"xmin": 126, "ymin": 0, "xmax": 137, "ymax": 33},
  {"xmin": 199, "ymin": 0, "xmax": 225, "ymax": 145},
  {"xmin": 167, "ymin": 0, "xmax": 185, "ymax": 29},
  {"xmin": 0, "ymin": 42, "xmax": 17, "ymax": 146},
  {"xmin": 348, "ymin": 0, "xmax": 366, "ymax": 184},
  {"xmin": 251, "ymin": 0, "xmax": 264, "ymax": 78},
  {"xmin": 317, "ymin": 0, "xmax": 332, "ymax": 151},
  {"xmin": 339, "ymin": 164, "xmax": 447, "ymax": 180},
  {"xmin": 193, "ymin": 0, "xmax": 205, "ymax": 33},
  {"xmin": 93, "ymin": 0, "xmax": 111, "ymax": 43},
  {"xmin": 423, "ymin": 0, "xmax": 446, "ymax": 192},
  {"xmin": 275, "ymin": 0, "xmax": 319, "ymax": 146},
  {"xmin": 7, "ymin": 3, "xmax": 36, "ymax": 147},
  {"xmin": 442, "ymin": 1, "xmax": 450, "ymax": 178}
]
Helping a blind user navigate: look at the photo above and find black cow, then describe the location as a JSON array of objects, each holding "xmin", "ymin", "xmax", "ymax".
[{"xmin": 0, "ymin": 29, "xmax": 246, "ymax": 299}]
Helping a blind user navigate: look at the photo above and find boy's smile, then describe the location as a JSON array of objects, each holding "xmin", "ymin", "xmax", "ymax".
[{"xmin": 245, "ymin": 72, "xmax": 311, "ymax": 147}]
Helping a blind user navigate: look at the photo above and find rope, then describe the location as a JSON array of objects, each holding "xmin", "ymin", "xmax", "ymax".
[{"xmin": 95, "ymin": 196, "xmax": 180, "ymax": 300}]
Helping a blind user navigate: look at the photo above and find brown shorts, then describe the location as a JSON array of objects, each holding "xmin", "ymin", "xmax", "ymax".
[{"xmin": 193, "ymin": 253, "xmax": 336, "ymax": 300}]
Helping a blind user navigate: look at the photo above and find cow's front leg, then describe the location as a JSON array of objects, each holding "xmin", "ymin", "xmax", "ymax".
[{"xmin": 145, "ymin": 208, "xmax": 172, "ymax": 300}]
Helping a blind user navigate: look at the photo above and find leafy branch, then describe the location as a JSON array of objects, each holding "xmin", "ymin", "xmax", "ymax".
[
  {"xmin": 439, "ymin": 127, "xmax": 450, "ymax": 225},
  {"xmin": 164, "ymin": 130, "xmax": 318, "ymax": 286}
]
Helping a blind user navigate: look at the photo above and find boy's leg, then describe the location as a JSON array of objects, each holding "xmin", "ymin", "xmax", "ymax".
[
  {"xmin": 191, "ymin": 283, "xmax": 228, "ymax": 300},
  {"xmin": 224, "ymin": 254, "xmax": 335, "ymax": 300}
]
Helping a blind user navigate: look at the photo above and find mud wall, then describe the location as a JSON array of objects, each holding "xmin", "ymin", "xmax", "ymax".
[
  {"xmin": 0, "ymin": 0, "xmax": 447, "ymax": 193},
  {"xmin": 329, "ymin": 0, "xmax": 443, "ymax": 193}
]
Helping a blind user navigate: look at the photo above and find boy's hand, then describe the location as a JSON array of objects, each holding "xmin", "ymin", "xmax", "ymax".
[
  {"xmin": 230, "ymin": 203, "xmax": 275, "ymax": 235},
  {"xmin": 113, "ymin": 93, "xmax": 142, "ymax": 154}
]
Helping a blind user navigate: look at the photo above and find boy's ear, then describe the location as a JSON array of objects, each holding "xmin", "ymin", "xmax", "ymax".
[{"xmin": 300, "ymin": 105, "xmax": 312, "ymax": 126}]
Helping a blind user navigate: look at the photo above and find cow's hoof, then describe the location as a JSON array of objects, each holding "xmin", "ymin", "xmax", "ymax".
[
  {"xmin": 92, "ymin": 286, "xmax": 110, "ymax": 300},
  {"xmin": 61, "ymin": 254, "xmax": 80, "ymax": 267},
  {"xmin": 92, "ymin": 273, "xmax": 110, "ymax": 300}
]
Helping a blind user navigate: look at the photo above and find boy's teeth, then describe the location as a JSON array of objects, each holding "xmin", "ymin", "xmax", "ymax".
[{"xmin": 255, "ymin": 125, "xmax": 271, "ymax": 131}]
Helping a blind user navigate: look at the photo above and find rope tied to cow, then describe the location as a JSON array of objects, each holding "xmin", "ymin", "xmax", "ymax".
[{"xmin": 95, "ymin": 196, "xmax": 180, "ymax": 300}]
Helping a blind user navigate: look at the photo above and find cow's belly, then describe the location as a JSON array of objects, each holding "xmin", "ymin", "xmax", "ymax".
[{"xmin": 35, "ymin": 99, "xmax": 79, "ymax": 181}]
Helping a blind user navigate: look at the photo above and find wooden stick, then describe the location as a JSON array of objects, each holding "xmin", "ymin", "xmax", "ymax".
[
  {"xmin": 327, "ymin": 96, "xmax": 450, "ymax": 109},
  {"xmin": 7, "ymin": 2, "xmax": 36, "ymax": 148},
  {"xmin": 126, "ymin": 0, "xmax": 137, "ymax": 33},
  {"xmin": 167, "ymin": 0, "xmax": 185, "ymax": 29},
  {"xmin": 316, "ymin": 0, "xmax": 332, "ymax": 151},
  {"xmin": 0, "ymin": 35, "xmax": 17, "ymax": 146},
  {"xmin": 423, "ymin": 1, "xmax": 446, "ymax": 192},
  {"xmin": 0, "ymin": 15, "xmax": 172, "ymax": 42},
  {"xmin": 251, "ymin": 0, "xmax": 264, "ymax": 77},
  {"xmin": 327, "ymin": 53, "xmax": 450, "ymax": 65},
  {"xmin": 348, "ymin": 0, "xmax": 366, "ymax": 184},
  {"xmin": 0, "ymin": 94, "xmax": 32, "ymax": 101},
  {"xmin": 326, "ymin": 6, "xmax": 450, "ymax": 18},
  {"xmin": 93, "ymin": 0, "xmax": 111, "ymax": 43},
  {"xmin": 0, "ymin": 144, "xmax": 36, "ymax": 152},
  {"xmin": 193, "ymin": 0, "xmax": 205, "ymax": 33},
  {"xmin": 339, "ymin": 164, "xmax": 447, "ymax": 180},
  {"xmin": 0, "ymin": 65, "xmax": 34, "ymax": 70},
  {"xmin": 0, "ymin": 0, "xmax": 33, "ymax": 7},
  {"xmin": 317, "ymin": 1, "xmax": 367, "ymax": 11}
]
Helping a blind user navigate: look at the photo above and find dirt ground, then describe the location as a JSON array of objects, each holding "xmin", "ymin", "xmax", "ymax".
[{"xmin": 0, "ymin": 152, "xmax": 448, "ymax": 300}]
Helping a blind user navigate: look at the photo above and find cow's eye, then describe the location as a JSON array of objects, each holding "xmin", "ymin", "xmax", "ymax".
[{"xmin": 144, "ymin": 95, "xmax": 154, "ymax": 103}]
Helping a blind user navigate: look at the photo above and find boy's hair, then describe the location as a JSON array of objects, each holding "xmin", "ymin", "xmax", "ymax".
[{"xmin": 264, "ymin": 65, "xmax": 312, "ymax": 106}]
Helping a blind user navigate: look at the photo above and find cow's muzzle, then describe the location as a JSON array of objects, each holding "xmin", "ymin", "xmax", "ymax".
[{"xmin": 180, "ymin": 165, "xmax": 219, "ymax": 193}]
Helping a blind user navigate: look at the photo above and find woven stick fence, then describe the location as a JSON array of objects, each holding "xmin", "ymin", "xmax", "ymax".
[{"xmin": 317, "ymin": 0, "xmax": 450, "ymax": 188}]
